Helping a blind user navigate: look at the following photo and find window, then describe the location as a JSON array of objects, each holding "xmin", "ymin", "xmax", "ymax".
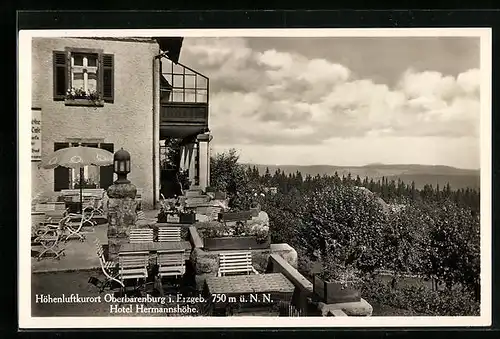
[
  {"xmin": 53, "ymin": 142, "xmax": 114, "ymax": 191},
  {"xmin": 160, "ymin": 59, "xmax": 208, "ymax": 104},
  {"xmin": 71, "ymin": 53, "xmax": 98, "ymax": 94},
  {"xmin": 53, "ymin": 48, "xmax": 114, "ymax": 104}
]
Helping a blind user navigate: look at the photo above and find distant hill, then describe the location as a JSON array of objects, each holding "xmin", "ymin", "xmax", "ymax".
[{"xmin": 242, "ymin": 163, "xmax": 480, "ymax": 190}]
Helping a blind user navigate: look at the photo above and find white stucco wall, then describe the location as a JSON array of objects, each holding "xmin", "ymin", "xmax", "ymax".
[{"xmin": 31, "ymin": 37, "xmax": 160, "ymax": 209}]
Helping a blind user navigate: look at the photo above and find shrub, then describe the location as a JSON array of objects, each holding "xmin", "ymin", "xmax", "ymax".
[
  {"xmin": 298, "ymin": 185, "xmax": 388, "ymax": 275},
  {"xmin": 361, "ymin": 277, "xmax": 480, "ymax": 316}
]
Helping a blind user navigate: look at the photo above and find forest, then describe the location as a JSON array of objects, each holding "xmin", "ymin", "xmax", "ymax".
[{"xmin": 210, "ymin": 149, "xmax": 481, "ymax": 316}]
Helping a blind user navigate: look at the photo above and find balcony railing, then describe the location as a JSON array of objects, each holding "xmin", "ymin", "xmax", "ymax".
[{"xmin": 160, "ymin": 102, "xmax": 208, "ymax": 124}]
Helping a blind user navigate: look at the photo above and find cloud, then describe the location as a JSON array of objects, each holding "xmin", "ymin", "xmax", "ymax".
[{"xmin": 181, "ymin": 37, "xmax": 481, "ymax": 147}]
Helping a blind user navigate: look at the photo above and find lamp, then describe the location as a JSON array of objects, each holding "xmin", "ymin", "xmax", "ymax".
[{"xmin": 113, "ymin": 148, "xmax": 131, "ymax": 184}]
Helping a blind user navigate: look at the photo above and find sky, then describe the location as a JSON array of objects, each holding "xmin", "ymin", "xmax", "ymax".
[{"xmin": 179, "ymin": 36, "xmax": 481, "ymax": 169}]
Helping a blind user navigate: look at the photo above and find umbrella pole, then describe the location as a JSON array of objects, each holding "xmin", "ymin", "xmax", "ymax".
[{"xmin": 79, "ymin": 167, "xmax": 84, "ymax": 214}]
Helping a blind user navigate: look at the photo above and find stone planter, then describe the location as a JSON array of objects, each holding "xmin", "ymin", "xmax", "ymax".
[
  {"xmin": 203, "ymin": 236, "xmax": 270, "ymax": 251},
  {"xmin": 313, "ymin": 274, "xmax": 361, "ymax": 304}
]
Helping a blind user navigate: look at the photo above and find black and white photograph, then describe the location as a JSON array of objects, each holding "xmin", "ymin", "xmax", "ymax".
[{"xmin": 18, "ymin": 28, "xmax": 491, "ymax": 328}]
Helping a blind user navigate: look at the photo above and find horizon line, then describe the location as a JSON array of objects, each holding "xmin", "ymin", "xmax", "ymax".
[{"xmin": 239, "ymin": 162, "xmax": 480, "ymax": 171}]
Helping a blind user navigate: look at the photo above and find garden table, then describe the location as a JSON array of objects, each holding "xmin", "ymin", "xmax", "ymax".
[
  {"xmin": 119, "ymin": 241, "xmax": 192, "ymax": 262},
  {"xmin": 120, "ymin": 241, "xmax": 192, "ymax": 253},
  {"xmin": 204, "ymin": 273, "xmax": 295, "ymax": 315}
]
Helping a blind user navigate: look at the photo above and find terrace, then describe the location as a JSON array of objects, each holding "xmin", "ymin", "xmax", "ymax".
[{"xmin": 31, "ymin": 189, "xmax": 379, "ymax": 317}]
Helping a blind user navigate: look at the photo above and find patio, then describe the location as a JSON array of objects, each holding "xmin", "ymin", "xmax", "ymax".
[{"xmin": 31, "ymin": 209, "xmax": 160, "ymax": 273}]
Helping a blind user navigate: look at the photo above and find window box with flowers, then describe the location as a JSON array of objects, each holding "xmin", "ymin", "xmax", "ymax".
[
  {"xmin": 196, "ymin": 216, "xmax": 271, "ymax": 251},
  {"xmin": 53, "ymin": 49, "xmax": 114, "ymax": 106},
  {"xmin": 65, "ymin": 88, "xmax": 104, "ymax": 107}
]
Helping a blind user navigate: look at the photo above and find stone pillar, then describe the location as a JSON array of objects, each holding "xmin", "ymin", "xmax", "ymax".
[
  {"xmin": 197, "ymin": 133, "xmax": 212, "ymax": 191},
  {"xmin": 106, "ymin": 183, "xmax": 137, "ymax": 261},
  {"xmin": 188, "ymin": 143, "xmax": 197, "ymax": 186},
  {"xmin": 179, "ymin": 145, "xmax": 188, "ymax": 171}
]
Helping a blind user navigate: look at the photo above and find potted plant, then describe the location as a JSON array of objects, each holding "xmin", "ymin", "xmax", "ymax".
[
  {"xmin": 157, "ymin": 198, "xmax": 180, "ymax": 223},
  {"xmin": 312, "ymin": 243, "xmax": 365, "ymax": 304},
  {"xmin": 313, "ymin": 263, "xmax": 362, "ymax": 304}
]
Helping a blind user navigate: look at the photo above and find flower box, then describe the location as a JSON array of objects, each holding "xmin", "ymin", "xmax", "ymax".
[
  {"xmin": 179, "ymin": 213, "xmax": 196, "ymax": 224},
  {"xmin": 218, "ymin": 211, "xmax": 253, "ymax": 223},
  {"xmin": 64, "ymin": 98, "xmax": 104, "ymax": 107},
  {"xmin": 214, "ymin": 192, "xmax": 227, "ymax": 200},
  {"xmin": 313, "ymin": 274, "xmax": 361, "ymax": 304},
  {"xmin": 203, "ymin": 236, "xmax": 270, "ymax": 251},
  {"xmin": 157, "ymin": 212, "xmax": 179, "ymax": 223}
]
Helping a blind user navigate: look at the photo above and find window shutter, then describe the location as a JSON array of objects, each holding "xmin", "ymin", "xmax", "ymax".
[
  {"xmin": 53, "ymin": 51, "xmax": 68, "ymax": 101},
  {"xmin": 101, "ymin": 54, "xmax": 114, "ymax": 103},
  {"xmin": 99, "ymin": 143, "xmax": 114, "ymax": 189},
  {"xmin": 54, "ymin": 143, "xmax": 70, "ymax": 191}
]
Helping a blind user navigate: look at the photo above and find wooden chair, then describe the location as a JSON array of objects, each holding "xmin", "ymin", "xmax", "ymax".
[
  {"xmin": 158, "ymin": 226, "xmax": 182, "ymax": 242},
  {"xmin": 217, "ymin": 251, "xmax": 259, "ymax": 277},
  {"xmin": 156, "ymin": 250, "xmax": 186, "ymax": 296},
  {"xmin": 39, "ymin": 209, "xmax": 69, "ymax": 226},
  {"xmin": 94, "ymin": 239, "xmax": 124, "ymax": 292},
  {"xmin": 61, "ymin": 209, "xmax": 95, "ymax": 242},
  {"xmin": 32, "ymin": 210, "xmax": 69, "ymax": 260},
  {"xmin": 34, "ymin": 226, "xmax": 66, "ymax": 260},
  {"xmin": 83, "ymin": 191, "xmax": 105, "ymax": 216},
  {"xmin": 118, "ymin": 251, "xmax": 149, "ymax": 287},
  {"xmin": 129, "ymin": 228, "xmax": 154, "ymax": 243}
]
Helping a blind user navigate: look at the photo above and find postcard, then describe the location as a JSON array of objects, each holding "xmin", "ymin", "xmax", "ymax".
[{"xmin": 18, "ymin": 27, "xmax": 492, "ymax": 328}]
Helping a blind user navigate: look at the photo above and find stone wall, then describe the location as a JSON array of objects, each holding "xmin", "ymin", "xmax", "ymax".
[{"xmin": 189, "ymin": 237, "xmax": 298, "ymax": 291}]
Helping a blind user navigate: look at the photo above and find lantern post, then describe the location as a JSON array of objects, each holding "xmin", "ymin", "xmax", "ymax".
[{"xmin": 106, "ymin": 148, "xmax": 138, "ymax": 260}]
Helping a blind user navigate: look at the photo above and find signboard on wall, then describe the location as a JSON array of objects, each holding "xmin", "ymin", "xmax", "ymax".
[{"xmin": 32, "ymin": 108, "xmax": 42, "ymax": 161}]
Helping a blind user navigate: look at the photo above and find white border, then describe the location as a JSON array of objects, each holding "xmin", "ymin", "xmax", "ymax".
[{"xmin": 18, "ymin": 28, "xmax": 492, "ymax": 329}]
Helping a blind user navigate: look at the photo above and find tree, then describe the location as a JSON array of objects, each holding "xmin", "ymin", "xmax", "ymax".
[
  {"xmin": 210, "ymin": 149, "xmax": 253, "ymax": 210},
  {"xmin": 427, "ymin": 201, "xmax": 480, "ymax": 299}
]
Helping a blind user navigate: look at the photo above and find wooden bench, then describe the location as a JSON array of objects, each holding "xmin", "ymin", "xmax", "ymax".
[
  {"xmin": 217, "ymin": 251, "xmax": 258, "ymax": 276},
  {"xmin": 129, "ymin": 228, "xmax": 154, "ymax": 243},
  {"xmin": 118, "ymin": 251, "xmax": 149, "ymax": 281},
  {"xmin": 158, "ymin": 226, "xmax": 181, "ymax": 242}
]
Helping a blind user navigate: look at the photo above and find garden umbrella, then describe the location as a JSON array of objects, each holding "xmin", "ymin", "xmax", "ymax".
[{"xmin": 39, "ymin": 146, "xmax": 114, "ymax": 213}]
